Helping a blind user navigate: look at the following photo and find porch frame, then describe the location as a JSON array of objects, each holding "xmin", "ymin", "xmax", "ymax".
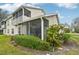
[
  {"xmin": 21, "ymin": 8, "xmax": 44, "ymax": 40},
  {"xmin": 41, "ymin": 17, "xmax": 44, "ymax": 40},
  {"xmin": 27, "ymin": 17, "xmax": 44, "ymax": 40}
]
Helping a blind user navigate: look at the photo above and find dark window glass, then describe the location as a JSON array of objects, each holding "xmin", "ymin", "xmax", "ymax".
[
  {"xmin": 18, "ymin": 27, "xmax": 21, "ymax": 35},
  {"xmin": 13, "ymin": 14, "xmax": 15, "ymax": 19},
  {"xmin": 15, "ymin": 12, "xmax": 18, "ymax": 18},
  {"xmin": 12, "ymin": 28, "xmax": 14, "ymax": 34},
  {"xmin": 24, "ymin": 8, "xmax": 31, "ymax": 17},
  {"xmin": 7, "ymin": 29, "xmax": 9, "ymax": 33},
  {"xmin": 18, "ymin": 9, "xmax": 23, "ymax": 17},
  {"xmin": 13, "ymin": 8, "xmax": 23, "ymax": 19}
]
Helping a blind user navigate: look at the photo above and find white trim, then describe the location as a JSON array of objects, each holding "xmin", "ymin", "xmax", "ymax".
[
  {"xmin": 22, "ymin": 7, "xmax": 24, "ymax": 21},
  {"xmin": 41, "ymin": 17, "xmax": 44, "ymax": 40},
  {"xmin": 22, "ymin": 8, "xmax": 24, "ymax": 34},
  {"xmin": 45, "ymin": 13, "xmax": 57, "ymax": 17},
  {"xmin": 28, "ymin": 22, "xmax": 30, "ymax": 35}
]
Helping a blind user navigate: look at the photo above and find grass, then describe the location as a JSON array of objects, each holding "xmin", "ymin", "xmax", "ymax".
[
  {"xmin": 63, "ymin": 33, "xmax": 79, "ymax": 55},
  {"xmin": 65, "ymin": 49, "xmax": 79, "ymax": 55},
  {"xmin": 67, "ymin": 33, "xmax": 79, "ymax": 45},
  {"xmin": 0, "ymin": 33, "xmax": 79, "ymax": 55},
  {"xmin": 0, "ymin": 35, "xmax": 32, "ymax": 55}
]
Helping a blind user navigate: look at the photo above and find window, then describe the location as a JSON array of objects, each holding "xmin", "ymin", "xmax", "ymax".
[
  {"xmin": 18, "ymin": 27, "xmax": 21, "ymax": 35},
  {"xmin": 18, "ymin": 9, "xmax": 23, "ymax": 17},
  {"xmin": 24, "ymin": 8, "xmax": 31, "ymax": 17},
  {"xmin": 13, "ymin": 8, "xmax": 23, "ymax": 19},
  {"xmin": 11, "ymin": 28, "xmax": 14, "ymax": 34},
  {"xmin": 13, "ymin": 14, "xmax": 16, "ymax": 19},
  {"xmin": 7, "ymin": 20, "xmax": 9, "ymax": 26},
  {"xmin": 7, "ymin": 29, "xmax": 9, "ymax": 33},
  {"xmin": 15, "ymin": 12, "xmax": 18, "ymax": 18}
]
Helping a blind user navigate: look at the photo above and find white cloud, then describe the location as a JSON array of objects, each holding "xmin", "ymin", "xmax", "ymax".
[
  {"xmin": 23, "ymin": 3, "xmax": 40, "ymax": 8},
  {"xmin": 58, "ymin": 13, "xmax": 64, "ymax": 19},
  {"xmin": 0, "ymin": 3, "xmax": 40, "ymax": 13},
  {"xmin": 67, "ymin": 16, "xmax": 71, "ymax": 18},
  {"xmin": 56, "ymin": 3, "xmax": 78, "ymax": 9},
  {"xmin": 55, "ymin": 10, "xmax": 64, "ymax": 19},
  {"xmin": 0, "ymin": 3, "xmax": 23, "ymax": 12}
]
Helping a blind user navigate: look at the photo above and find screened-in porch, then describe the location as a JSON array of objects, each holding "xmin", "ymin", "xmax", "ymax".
[{"xmin": 25, "ymin": 17, "xmax": 49, "ymax": 40}]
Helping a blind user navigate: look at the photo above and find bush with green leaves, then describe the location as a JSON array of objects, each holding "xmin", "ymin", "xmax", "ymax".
[
  {"xmin": 46, "ymin": 24, "xmax": 71, "ymax": 50},
  {"xmin": 64, "ymin": 28, "xmax": 70, "ymax": 33},
  {"xmin": 63, "ymin": 33, "xmax": 70, "ymax": 43},
  {"xmin": 46, "ymin": 24, "xmax": 65, "ymax": 49},
  {"xmin": 13, "ymin": 35, "xmax": 51, "ymax": 51}
]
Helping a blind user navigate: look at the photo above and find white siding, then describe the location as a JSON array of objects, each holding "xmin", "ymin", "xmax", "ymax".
[
  {"xmin": 17, "ymin": 23, "xmax": 27, "ymax": 34},
  {"xmin": 4, "ymin": 16, "xmax": 18, "ymax": 35},
  {"xmin": 22, "ymin": 24, "xmax": 27, "ymax": 34},
  {"xmin": 46, "ymin": 15, "xmax": 58, "ymax": 27},
  {"xmin": 26, "ymin": 8, "xmax": 44, "ymax": 17}
]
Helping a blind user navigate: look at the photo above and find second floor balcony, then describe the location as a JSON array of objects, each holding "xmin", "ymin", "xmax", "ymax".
[{"xmin": 12, "ymin": 8, "xmax": 31, "ymax": 25}]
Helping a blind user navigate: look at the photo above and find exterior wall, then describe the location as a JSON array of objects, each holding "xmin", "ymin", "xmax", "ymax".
[
  {"xmin": 4, "ymin": 16, "xmax": 18, "ymax": 35},
  {"xmin": 26, "ymin": 8, "xmax": 44, "ymax": 17},
  {"xmin": 23, "ymin": 8, "xmax": 44, "ymax": 23},
  {"xmin": 17, "ymin": 23, "xmax": 27, "ymax": 34},
  {"xmin": 46, "ymin": 15, "xmax": 59, "ymax": 27},
  {"xmin": 23, "ymin": 16, "xmax": 30, "ymax": 22},
  {"xmin": 12, "ymin": 16, "xmax": 23, "ymax": 25},
  {"xmin": 22, "ymin": 23, "xmax": 27, "ymax": 34}
]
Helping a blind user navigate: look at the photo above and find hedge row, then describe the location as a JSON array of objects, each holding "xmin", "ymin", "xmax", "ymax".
[{"xmin": 13, "ymin": 35, "xmax": 51, "ymax": 51}]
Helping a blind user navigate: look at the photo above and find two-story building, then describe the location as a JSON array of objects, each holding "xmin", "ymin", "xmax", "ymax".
[{"xmin": 1, "ymin": 5, "xmax": 59, "ymax": 40}]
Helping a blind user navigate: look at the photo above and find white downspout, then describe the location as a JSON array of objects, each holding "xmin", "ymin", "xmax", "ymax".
[
  {"xmin": 41, "ymin": 17, "xmax": 44, "ymax": 40},
  {"xmin": 22, "ymin": 7, "xmax": 24, "ymax": 34}
]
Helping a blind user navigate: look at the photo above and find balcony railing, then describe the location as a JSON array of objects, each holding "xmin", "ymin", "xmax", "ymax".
[
  {"xmin": 12, "ymin": 15, "xmax": 43, "ymax": 25},
  {"xmin": 12, "ymin": 16, "xmax": 30, "ymax": 25}
]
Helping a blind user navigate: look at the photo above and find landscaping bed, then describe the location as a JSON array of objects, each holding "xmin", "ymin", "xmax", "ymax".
[
  {"xmin": 0, "ymin": 33, "xmax": 79, "ymax": 55},
  {"xmin": 13, "ymin": 35, "xmax": 52, "ymax": 51}
]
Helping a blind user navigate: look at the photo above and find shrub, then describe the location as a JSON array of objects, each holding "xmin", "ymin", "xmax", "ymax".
[
  {"xmin": 13, "ymin": 35, "xmax": 51, "ymax": 51},
  {"xmin": 46, "ymin": 25, "xmax": 64, "ymax": 49},
  {"xmin": 46, "ymin": 24, "xmax": 70, "ymax": 51},
  {"xmin": 63, "ymin": 33, "xmax": 70, "ymax": 43},
  {"xmin": 64, "ymin": 28, "xmax": 70, "ymax": 33}
]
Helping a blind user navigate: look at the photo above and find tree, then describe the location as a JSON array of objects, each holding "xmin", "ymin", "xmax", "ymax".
[
  {"xmin": 71, "ymin": 17, "xmax": 79, "ymax": 33},
  {"xmin": 46, "ymin": 24, "xmax": 70, "ymax": 51},
  {"xmin": 64, "ymin": 23, "xmax": 70, "ymax": 33},
  {"xmin": 0, "ymin": 9, "xmax": 8, "ymax": 21},
  {"xmin": 0, "ymin": 9, "xmax": 8, "ymax": 34},
  {"xmin": 46, "ymin": 24, "xmax": 64, "ymax": 51}
]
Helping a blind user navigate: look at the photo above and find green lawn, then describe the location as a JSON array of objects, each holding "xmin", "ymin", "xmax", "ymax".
[
  {"xmin": 67, "ymin": 33, "xmax": 79, "ymax": 45},
  {"xmin": 0, "ymin": 35, "xmax": 32, "ymax": 55},
  {"xmin": 0, "ymin": 34, "xmax": 79, "ymax": 55},
  {"xmin": 50, "ymin": 33, "xmax": 79, "ymax": 55},
  {"xmin": 63, "ymin": 33, "xmax": 79, "ymax": 55}
]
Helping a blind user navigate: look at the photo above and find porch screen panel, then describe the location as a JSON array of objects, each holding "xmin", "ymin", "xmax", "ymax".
[
  {"xmin": 43, "ymin": 18, "xmax": 49, "ymax": 39},
  {"xmin": 30, "ymin": 18, "xmax": 41, "ymax": 38}
]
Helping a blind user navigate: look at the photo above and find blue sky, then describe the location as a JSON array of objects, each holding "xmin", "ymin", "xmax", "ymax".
[
  {"xmin": 0, "ymin": 3, "xmax": 79, "ymax": 25},
  {"xmin": 35, "ymin": 3, "xmax": 79, "ymax": 25}
]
